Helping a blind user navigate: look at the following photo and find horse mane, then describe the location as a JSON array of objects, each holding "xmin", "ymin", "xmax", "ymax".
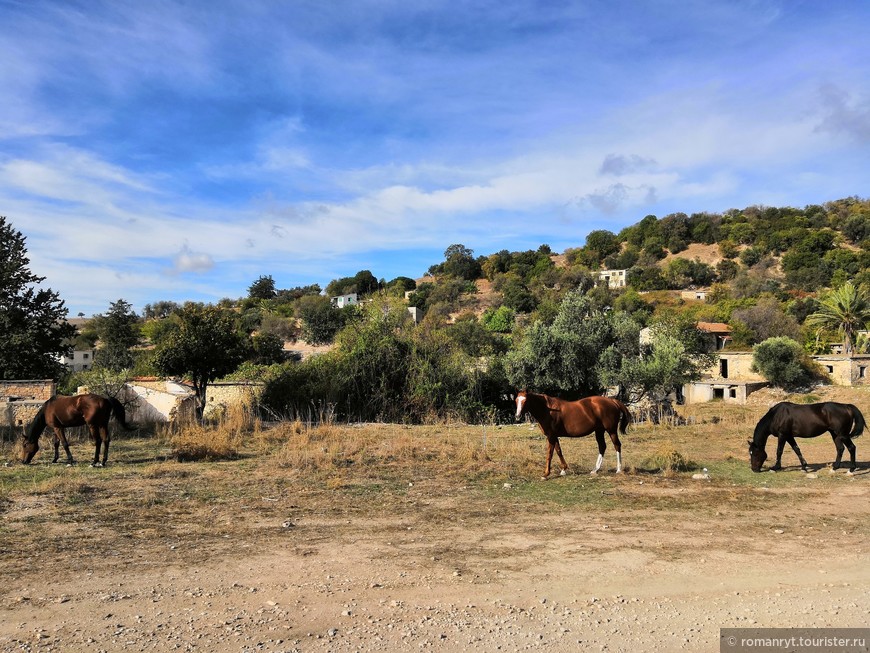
[
  {"xmin": 751, "ymin": 405, "xmax": 777, "ymax": 446},
  {"xmin": 24, "ymin": 401, "xmax": 48, "ymax": 441}
]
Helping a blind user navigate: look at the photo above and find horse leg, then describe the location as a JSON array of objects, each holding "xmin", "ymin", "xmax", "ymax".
[
  {"xmin": 52, "ymin": 431, "xmax": 60, "ymax": 463},
  {"xmin": 785, "ymin": 437, "xmax": 808, "ymax": 471},
  {"xmin": 770, "ymin": 436, "xmax": 787, "ymax": 471},
  {"xmin": 101, "ymin": 424, "xmax": 111, "ymax": 467},
  {"xmin": 831, "ymin": 434, "xmax": 845, "ymax": 471},
  {"xmin": 591, "ymin": 431, "xmax": 606, "ymax": 474},
  {"xmin": 842, "ymin": 436, "xmax": 857, "ymax": 473},
  {"xmin": 542, "ymin": 437, "xmax": 556, "ymax": 479},
  {"xmin": 608, "ymin": 430, "xmax": 623, "ymax": 473},
  {"xmin": 89, "ymin": 424, "xmax": 103, "ymax": 467},
  {"xmin": 553, "ymin": 438, "xmax": 569, "ymax": 476},
  {"xmin": 55, "ymin": 426, "xmax": 75, "ymax": 464}
]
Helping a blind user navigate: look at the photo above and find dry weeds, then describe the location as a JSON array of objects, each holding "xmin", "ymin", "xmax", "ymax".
[{"xmin": 0, "ymin": 385, "xmax": 867, "ymax": 582}]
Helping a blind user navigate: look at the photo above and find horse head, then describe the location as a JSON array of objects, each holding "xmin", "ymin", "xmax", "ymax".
[
  {"xmin": 748, "ymin": 439, "xmax": 766, "ymax": 473},
  {"xmin": 21, "ymin": 437, "xmax": 38, "ymax": 464},
  {"xmin": 515, "ymin": 390, "xmax": 528, "ymax": 421}
]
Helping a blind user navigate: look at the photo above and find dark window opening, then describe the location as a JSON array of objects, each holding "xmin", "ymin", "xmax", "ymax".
[
  {"xmin": 713, "ymin": 388, "xmax": 725, "ymax": 400},
  {"xmin": 719, "ymin": 359, "xmax": 728, "ymax": 378}
]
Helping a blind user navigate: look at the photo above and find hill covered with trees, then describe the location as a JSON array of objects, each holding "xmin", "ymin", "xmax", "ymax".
[{"xmin": 6, "ymin": 197, "xmax": 868, "ymax": 423}]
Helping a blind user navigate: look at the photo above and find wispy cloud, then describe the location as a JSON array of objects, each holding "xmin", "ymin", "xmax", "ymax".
[{"xmin": 0, "ymin": 0, "xmax": 868, "ymax": 314}]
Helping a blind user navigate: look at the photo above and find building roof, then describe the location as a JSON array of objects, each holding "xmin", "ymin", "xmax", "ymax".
[{"xmin": 696, "ymin": 322, "xmax": 731, "ymax": 334}]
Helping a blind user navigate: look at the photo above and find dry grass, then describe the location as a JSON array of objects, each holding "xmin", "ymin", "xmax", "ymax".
[
  {"xmin": 643, "ymin": 441, "xmax": 694, "ymax": 473},
  {"xmin": 268, "ymin": 421, "xmax": 540, "ymax": 481},
  {"xmin": 167, "ymin": 400, "xmax": 262, "ymax": 461},
  {"xmin": 0, "ymin": 385, "xmax": 867, "ymax": 581}
]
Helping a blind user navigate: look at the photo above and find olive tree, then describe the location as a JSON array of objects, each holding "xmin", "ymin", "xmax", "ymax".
[{"xmin": 153, "ymin": 305, "xmax": 247, "ymax": 416}]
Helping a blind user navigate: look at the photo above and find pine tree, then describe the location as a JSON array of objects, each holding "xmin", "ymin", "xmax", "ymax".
[{"xmin": 0, "ymin": 216, "xmax": 76, "ymax": 379}]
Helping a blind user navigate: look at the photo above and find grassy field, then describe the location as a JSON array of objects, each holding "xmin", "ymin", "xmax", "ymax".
[{"xmin": 2, "ymin": 386, "xmax": 868, "ymax": 578}]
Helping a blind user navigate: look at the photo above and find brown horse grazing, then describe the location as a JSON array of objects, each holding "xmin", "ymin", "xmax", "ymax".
[
  {"xmin": 749, "ymin": 401, "xmax": 865, "ymax": 473},
  {"xmin": 22, "ymin": 394, "xmax": 135, "ymax": 467},
  {"xmin": 515, "ymin": 390, "xmax": 631, "ymax": 478}
]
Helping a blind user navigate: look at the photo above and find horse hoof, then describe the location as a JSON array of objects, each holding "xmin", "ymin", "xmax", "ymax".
[
  {"xmin": 560, "ymin": 469, "xmax": 567, "ymax": 477},
  {"xmin": 589, "ymin": 470, "xmax": 599, "ymax": 475}
]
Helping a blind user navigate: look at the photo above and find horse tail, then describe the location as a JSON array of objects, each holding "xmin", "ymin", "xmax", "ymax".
[
  {"xmin": 108, "ymin": 397, "xmax": 136, "ymax": 431},
  {"xmin": 617, "ymin": 400, "xmax": 631, "ymax": 435},
  {"xmin": 849, "ymin": 404, "xmax": 865, "ymax": 438},
  {"xmin": 24, "ymin": 402, "xmax": 48, "ymax": 441}
]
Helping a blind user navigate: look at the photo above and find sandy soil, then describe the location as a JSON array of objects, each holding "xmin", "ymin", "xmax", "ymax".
[{"xmin": 2, "ymin": 473, "xmax": 868, "ymax": 653}]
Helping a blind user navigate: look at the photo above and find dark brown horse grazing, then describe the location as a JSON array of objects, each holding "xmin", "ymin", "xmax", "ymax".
[
  {"xmin": 515, "ymin": 390, "xmax": 631, "ymax": 478},
  {"xmin": 749, "ymin": 401, "xmax": 865, "ymax": 473},
  {"xmin": 21, "ymin": 394, "xmax": 135, "ymax": 467}
]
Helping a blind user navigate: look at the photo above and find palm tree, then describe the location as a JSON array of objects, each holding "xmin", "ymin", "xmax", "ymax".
[{"xmin": 805, "ymin": 282, "xmax": 870, "ymax": 355}]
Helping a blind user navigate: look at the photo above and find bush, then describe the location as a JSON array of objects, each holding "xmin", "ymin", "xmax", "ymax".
[
  {"xmin": 751, "ymin": 337, "xmax": 818, "ymax": 389},
  {"xmin": 644, "ymin": 443, "xmax": 693, "ymax": 474}
]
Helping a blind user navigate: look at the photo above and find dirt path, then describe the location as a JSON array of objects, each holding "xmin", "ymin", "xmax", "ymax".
[{"xmin": 3, "ymin": 481, "xmax": 869, "ymax": 653}]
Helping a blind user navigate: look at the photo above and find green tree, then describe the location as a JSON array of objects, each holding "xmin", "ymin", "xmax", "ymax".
[
  {"xmin": 752, "ymin": 337, "xmax": 817, "ymax": 389},
  {"xmin": 248, "ymin": 275, "xmax": 277, "ymax": 300},
  {"xmin": 93, "ymin": 299, "xmax": 139, "ymax": 371},
  {"xmin": 482, "ymin": 305, "xmax": 515, "ymax": 333},
  {"xmin": 142, "ymin": 300, "xmax": 181, "ymax": 320},
  {"xmin": 249, "ymin": 332, "xmax": 286, "ymax": 365},
  {"xmin": 297, "ymin": 295, "xmax": 348, "ymax": 345},
  {"xmin": 506, "ymin": 290, "xmax": 633, "ymax": 397},
  {"xmin": 0, "ymin": 216, "xmax": 76, "ymax": 379},
  {"xmin": 804, "ymin": 282, "xmax": 870, "ymax": 354},
  {"xmin": 601, "ymin": 322, "xmax": 714, "ymax": 403},
  {"xmin": 431, "ymin": 244, "xmax": 482, "ymax": 281},
  {"xmin": 153, "ymin": 305, "xmax": 247, "ymax": 416}
]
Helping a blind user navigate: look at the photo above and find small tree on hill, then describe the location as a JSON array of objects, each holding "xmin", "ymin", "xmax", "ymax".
[{"xmin": 248, "ymin": 275, "xmax": 277, "ymax": 300}]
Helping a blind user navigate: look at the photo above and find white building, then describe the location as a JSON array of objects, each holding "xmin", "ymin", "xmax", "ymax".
[
  {"xmin": 331, "ymin": 293, "xmax": 358, "ymax": 308},
  {"xmin": 598, "ymin": 269, "xmax": 627, "ymax": 289},
  {"xmin": 58, "ymin": 349, "xmax": 96, "ymax": 371}
]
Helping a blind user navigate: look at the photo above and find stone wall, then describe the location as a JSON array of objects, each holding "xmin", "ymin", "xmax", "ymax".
[
  {"xmin": 0, "ymin": 380, "xmax": 55, "ymax": 401},
  {"xmin": 0, "ymin": 380, "xmax": 55, "ymax": 430},
  {"xmin": 1, "ymin": 400, "xmax": 45, "ymax": 430},
  {"xmin": 203, "ymin": 382, "xmax": 264, "ymax": 419}
]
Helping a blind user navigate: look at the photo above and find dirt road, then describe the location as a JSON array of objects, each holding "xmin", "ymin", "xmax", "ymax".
[{"xmin": 3, "ymin": 476, "xmax": 868, "ymax": 652}]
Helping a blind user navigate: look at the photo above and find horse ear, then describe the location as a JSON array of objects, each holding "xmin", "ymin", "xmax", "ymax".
[{"xmin": 746, "ymin": 440, "xmax": 752, "ymax": 446}]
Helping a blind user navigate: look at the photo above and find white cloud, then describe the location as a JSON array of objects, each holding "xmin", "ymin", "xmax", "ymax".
[{"xmin": 172, "ymin": 245, "xmax": 215, "ymax": 274}]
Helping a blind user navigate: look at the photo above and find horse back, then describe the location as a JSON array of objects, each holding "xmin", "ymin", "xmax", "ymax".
[
  {"xmin": 767, "ymin": 402, "xmax": 858, "ymax": 439},
  {"xmin": 559, "ymin": 396, "xmax": 624, "ymax": 437}
]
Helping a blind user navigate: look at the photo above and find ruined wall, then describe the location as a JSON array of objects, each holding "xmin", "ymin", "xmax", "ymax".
[
  {"xmin": 0, "ymin": 380, "xmax": 55, "ymax": 430},
  {"xmin": 203, "ymin": 382, "xmax": 264, "ymax": 419}
]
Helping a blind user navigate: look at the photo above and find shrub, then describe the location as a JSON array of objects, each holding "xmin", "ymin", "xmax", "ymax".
[{"xmin": 751, "ymin": 337, "xmax": 818, "ymax": 389}]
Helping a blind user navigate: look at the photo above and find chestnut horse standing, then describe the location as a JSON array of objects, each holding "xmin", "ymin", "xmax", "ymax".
[
  {"xmin": 515, "ymin": 390, "xmax": 631, "ymax": 478},
  {"xmin": 21, "ymin": 394, "xmax": 135, "ymax": 467}
]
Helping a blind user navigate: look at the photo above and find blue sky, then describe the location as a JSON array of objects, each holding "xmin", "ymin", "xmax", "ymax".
[{"xmin": 1, "ymin": 0, "xmax": 868, "ymax": 316}]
